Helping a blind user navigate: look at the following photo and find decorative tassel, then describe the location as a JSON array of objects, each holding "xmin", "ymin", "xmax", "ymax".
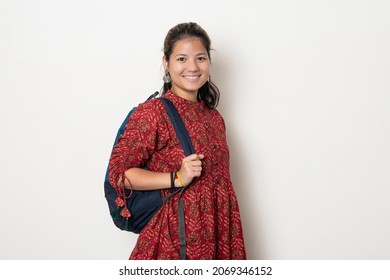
[
  {"xmin": 115, "ymin": 197, "xmax": 125, "ymax": 207},
  {"xmin": 120, "ymin": 207, "xmax": 131, "ymax": 218}
]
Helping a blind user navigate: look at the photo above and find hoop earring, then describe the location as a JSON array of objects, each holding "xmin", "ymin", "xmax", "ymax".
[{"xmin": 163, "ymin": 69, "xmax": 171, "ymax": 83}]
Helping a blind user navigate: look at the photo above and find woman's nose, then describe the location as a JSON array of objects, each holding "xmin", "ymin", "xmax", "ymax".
[{"xmin": 187, "ymin": 59, "xmax": 199, "ymax": 71}]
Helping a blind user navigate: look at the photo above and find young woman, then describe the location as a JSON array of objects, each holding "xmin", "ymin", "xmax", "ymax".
[{"xmin": 108, "ymin": 22, "xmax": 246, "ymax": 260}]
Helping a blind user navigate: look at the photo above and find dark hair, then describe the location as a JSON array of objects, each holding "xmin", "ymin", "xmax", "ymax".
[{"xmin": 162, "ymin": 22, "xmax": 220, "ymax": 108}]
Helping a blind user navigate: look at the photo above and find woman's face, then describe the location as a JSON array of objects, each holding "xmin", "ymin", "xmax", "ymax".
[{"xmin": 163, "ymin": 38, "xmax": 210, "ymax": 101}]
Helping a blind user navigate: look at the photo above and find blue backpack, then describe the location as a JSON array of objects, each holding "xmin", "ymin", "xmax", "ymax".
[{"xmin": 104, "ymin": 92, "xmax": 194, "ymax": 259}]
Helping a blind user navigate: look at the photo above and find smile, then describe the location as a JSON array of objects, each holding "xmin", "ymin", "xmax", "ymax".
[{"xmin": 182, "ymin": 75, "xmax": 201, "ymax": 81}]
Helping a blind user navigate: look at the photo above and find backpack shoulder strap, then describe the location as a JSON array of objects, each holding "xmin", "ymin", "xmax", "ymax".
[
  {"xmin": 159, "ymin": 97, "xmax": 194, "ymax": 156},
  {"xmin": 159, "ymin": 97, "xmax": 195, "ymax": 260}
]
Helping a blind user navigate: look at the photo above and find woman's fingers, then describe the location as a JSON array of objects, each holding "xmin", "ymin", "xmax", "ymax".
[
  {"xmin": 178, "ymin": 154, "xmax": 205, "ymax": 185},
  {"xmin": 183, "ymin": 154, "xmax": 204, "ymax": 162}
]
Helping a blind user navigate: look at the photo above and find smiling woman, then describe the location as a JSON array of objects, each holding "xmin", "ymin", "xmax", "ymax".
[
  {"xmin": 108, "ymin": 22, "xmax": 246, "ymax": 260},
  {"xmin": 161, "ymin": 22, "xmax": 220, "ymax": 108},
  {"xmin": 163, "ymin": 38, "xmax": 210, "ymax": 101}
]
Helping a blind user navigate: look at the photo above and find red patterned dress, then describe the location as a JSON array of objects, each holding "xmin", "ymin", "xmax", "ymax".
[{"xmin": 108, "ymin": 91, "xmax": 246, "ymax": 259}]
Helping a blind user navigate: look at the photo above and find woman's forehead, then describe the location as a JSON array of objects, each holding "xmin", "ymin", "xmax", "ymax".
[{"xmin": 171, "ymin": 38, "xmax": 207, "ymax": 54}]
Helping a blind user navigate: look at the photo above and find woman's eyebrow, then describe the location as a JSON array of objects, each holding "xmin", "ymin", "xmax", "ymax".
[{"xmin": 175, "ymin": 53, "xmax": 207, "ymax": 57}]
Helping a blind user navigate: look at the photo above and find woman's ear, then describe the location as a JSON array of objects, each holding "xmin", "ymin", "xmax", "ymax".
[{"xmin": 162, "ymin": 56, "xmax": 168, "ymax": 70}]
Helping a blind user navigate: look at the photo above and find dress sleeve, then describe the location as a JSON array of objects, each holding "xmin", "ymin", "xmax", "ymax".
[{"xmin": 108, "ymin": 99, "xmax": 168, "ymax": 189}]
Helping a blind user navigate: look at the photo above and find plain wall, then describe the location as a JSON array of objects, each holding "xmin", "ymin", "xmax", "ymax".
[{"xmin": 1, "ymin": 0, "xmax": 389, "ymax": 259}]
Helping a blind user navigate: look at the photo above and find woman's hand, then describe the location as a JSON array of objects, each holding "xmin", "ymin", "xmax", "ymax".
[{"xmin": 176, "ymin": 154, "xmax": 205, "ymax": 187}]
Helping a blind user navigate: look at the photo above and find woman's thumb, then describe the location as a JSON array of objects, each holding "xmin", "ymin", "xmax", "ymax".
[{"xmin": 198, "ymin": 154, "xmax": 205, "ymax": 160}]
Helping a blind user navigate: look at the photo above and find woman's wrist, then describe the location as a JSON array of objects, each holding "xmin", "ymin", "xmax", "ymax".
[
  {"xmin": 175, "ymin": 171, "xmax": 186, "ymax": 188},
  {"xmin": 169, "ymin": 172, "xmax": 182, "ymax": 189},
  {"xmin": 174, "ymin": 178, "xmax": 182, "ymax": 188}
]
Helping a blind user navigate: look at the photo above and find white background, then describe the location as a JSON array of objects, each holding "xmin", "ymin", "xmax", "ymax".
[{"xmin": 0, "ymin": 0, "xmax": 389, "ymax": 260}]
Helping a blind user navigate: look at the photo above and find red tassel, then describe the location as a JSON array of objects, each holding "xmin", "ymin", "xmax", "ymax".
[
  {"xmin": 115, "ymin": 197, "xmax": 125, "ymax": 207},
  {"xmin": 120, "ymin": 208, "xmax": 131, "ymax": 218}
]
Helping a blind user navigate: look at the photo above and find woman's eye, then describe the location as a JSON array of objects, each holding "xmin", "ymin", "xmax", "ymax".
[
  {"xmin": 198, "ymin": 56, "xmax": 207, "ymax": 61},
  {"xmin": 177, "ymin": 57, "xmax": 186, "ymax": 62}
]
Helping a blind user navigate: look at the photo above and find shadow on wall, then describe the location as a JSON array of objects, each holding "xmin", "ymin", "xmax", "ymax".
[{"xmin": 212, "ymin": 51, "xmax": 265, "ymax": 260}]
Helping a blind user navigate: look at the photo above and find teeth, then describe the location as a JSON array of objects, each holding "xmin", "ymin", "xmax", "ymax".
[{"xmin": 184, "ymin": 75, "xmax": 200, "ymax": 81}]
